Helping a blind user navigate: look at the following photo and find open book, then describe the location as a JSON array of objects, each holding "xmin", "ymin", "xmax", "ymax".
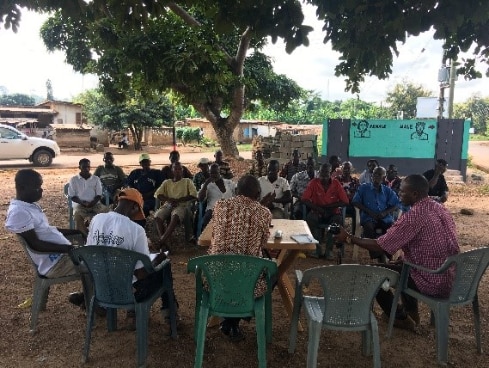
[{"xmin": 291, "ymin": 234, "xmax": 319, "ymax": 244}]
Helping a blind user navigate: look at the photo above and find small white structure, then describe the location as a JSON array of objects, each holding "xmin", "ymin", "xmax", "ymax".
[{"xmin": 416, "ymin": 97, "xmax": 448, "ymax": 118}]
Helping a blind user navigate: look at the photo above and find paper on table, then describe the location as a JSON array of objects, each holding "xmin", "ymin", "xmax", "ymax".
[{"xmin": 291, "ymin": 234, "xmax": 319, "ymax": 244}]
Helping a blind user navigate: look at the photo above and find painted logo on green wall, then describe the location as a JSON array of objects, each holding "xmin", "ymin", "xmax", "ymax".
[{"xmin": 349, "ymin": 119, "xmax": 437, "ymax": 158}]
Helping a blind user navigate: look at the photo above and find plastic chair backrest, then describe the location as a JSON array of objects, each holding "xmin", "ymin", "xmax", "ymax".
[
  {"xmin": 302, "ymin": 264, "xmax": 399, "ymax": 328},
  {"xmin": 71, "ymin": 246, "xmax": 153, "ymax": 307},
  {"xmin": 188, "ymin": 254, "xmax": 277, "ymax": 315},
  {"xmin": 446, "ymin": 247, "xmax": 489, "ymax": 304}
]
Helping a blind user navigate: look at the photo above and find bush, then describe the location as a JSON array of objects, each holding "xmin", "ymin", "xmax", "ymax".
[{"xmin": 176, "ymin": 127, "xmax": 200, "ymax": 145}]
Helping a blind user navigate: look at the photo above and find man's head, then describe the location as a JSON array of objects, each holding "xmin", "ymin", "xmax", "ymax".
[
  {"xmin": 169, "ymin": 150, "xmax": 180, "ymax": 164},
  {"xmin": 435, "ymin": 159, "xmax": 448, "ymax": 174},
  {"xmin": 103, "ymin": 152, "xmax": 114, "ymax": 167},
  {"xmin": 386, "ymin": 164, "xmax": 398, "ymax": 180},
  {"xmin": 372, "ymin": 166, "xmax": 387, "ymax": 187},
  {"xmin": 306, "ymin": 157, "xmax": 316, "ymax": 177},
  {"xmin": 399, "ymin": 174, "xmax": 429, "ymax": 206},
  {"xmin": 15, "ymin": 169, "xmax": 43, "ymax": 203},
  {"xmin": 209, "ymin": 163, "xmax": 221, "ymax": 181},
  {"xmin": 291, "ymin": 149, "xmax": 300, "ymax": 165},
  {"xmin": 139, "ymin": 153, "xmax": 151, "ymax": 170},
  {"xmin": 319, "ymin": 163, "xmax": 332, "ymax": 183},
  {"xmin": 342, "ymin": 161, "xmax": 353, "ymax": 176},
  {"xmin": 236, "ymin": 175, "xmax": 261, "ymax": 201},
  {"xmin": 214, "ymin": 150, "xmax": 224, "ymax": 163},
  {"xmin": 267, "ymin": 160, "xmax": 280, "ymax": 182},
  {"xmin": 358, "ymin": 120, "xmax": 369, "ymax": 132},
  {"xmin": 115, "ymin": 188, "xmax": 145, "ymax": 220},
  {"xmin": 328, "ymin": 155, "xmax": 341, "ymax": 170},
  {"xmin": 198, "ymin": 157, "xmax": 210, "ymax": 173},
  {"xmin": 79, "ymin": 158, "xmax": 91, "ymax": 177},
  {"xmin": 171, "ymin": 161, "xmax": 183, "ymax": 181},
  {"xmin": 255, "ymin": 150, "xmax": 264, "ymax": 163},
  {"xmin": 367, "ymin": 159, "xmax": 379, "ymax": 173}
]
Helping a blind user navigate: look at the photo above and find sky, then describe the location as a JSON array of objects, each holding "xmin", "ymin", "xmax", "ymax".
[{"xmin": 1, "ymin": 6, "xmax": 488, "ymax": 104}]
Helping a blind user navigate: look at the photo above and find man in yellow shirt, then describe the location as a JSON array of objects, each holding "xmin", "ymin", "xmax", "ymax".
[{"xmin": 154, "ymin": 162, "xmax": 197, "ymax": 248}]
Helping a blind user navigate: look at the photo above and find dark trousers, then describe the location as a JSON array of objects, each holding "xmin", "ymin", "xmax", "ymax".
[
  {"xmin": 362, "ymin": 220, "xmax": 392, "ymax": 260},
  {"xmin": 133, "ymin": 262, "xmax": 177, "ymax": 310},
  {"xmin": 374, "ymin": 263, "xmax": 419, "ymax": 319}
]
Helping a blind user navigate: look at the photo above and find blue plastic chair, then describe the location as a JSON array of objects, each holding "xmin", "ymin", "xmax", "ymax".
[
  {"xmin": 387, "ymin": 247, "xmax": 489, "ymax": 365},
  {"xmin": 187, "ymin": 254, "xmax": 278, "ymax": 368},
  {"xmin": 70, "ymin": 246, "xmax": 177, "ymax": 368},
  {"xmin": 16, "ymin": 234, "xmax": 88, "ymax": 333},
  {"xmin": 289, "ymin": 264, "xmax": 399, "ymax": 368}
]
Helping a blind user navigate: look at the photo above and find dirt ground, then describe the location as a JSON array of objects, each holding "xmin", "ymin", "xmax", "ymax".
[{"xmin": 1, "ymin": 161, "xmax": 489, "ymax": 368}]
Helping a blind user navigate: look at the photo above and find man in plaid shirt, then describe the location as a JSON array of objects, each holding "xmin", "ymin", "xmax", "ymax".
[{"xmin": 335, "ymin": 174, "xmax": 459, "ymax": 331}]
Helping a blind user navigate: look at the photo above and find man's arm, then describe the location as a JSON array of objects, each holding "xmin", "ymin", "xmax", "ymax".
[
  {"xmin": 334, "ymin": 226, "xmax": 384, "ymax": 253},
  {"xmin": 20, "ymin": 229, "xmax": 74, "ymax": 253}
]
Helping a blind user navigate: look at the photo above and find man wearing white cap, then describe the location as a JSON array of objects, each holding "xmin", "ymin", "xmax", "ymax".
[
  {"xmin": 193, "ymin": 157, "xmax": 211, "ymax": 191},
  {"xmin": 126, "ymin": 153, "xmax": 164, "ymax": 217}
]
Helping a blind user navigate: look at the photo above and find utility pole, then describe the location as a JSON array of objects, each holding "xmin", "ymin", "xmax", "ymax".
[
  {"xmin": 448, "ymin": 58, "xmax": 456, "ymax": 118},
  {"xmin": 438, "ymin": 58, "xmax": 450, "ymax": 119}
]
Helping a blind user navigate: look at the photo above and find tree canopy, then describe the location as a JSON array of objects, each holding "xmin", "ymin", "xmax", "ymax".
[
  {"xmin": 3, "ymin": 1, "xmax": 489, "ymax": 94},
  {"xmin": 385, "ymin": 80, "xmax": 433, "ymax": 120},
  {"xmin": 0, "ymin": 93, "xmax": 35, "ymax": 106}
]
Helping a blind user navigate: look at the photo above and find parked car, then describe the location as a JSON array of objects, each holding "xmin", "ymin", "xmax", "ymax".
[{"xmin": 0, "ymin": 124, "xmax": 61, "ymax": 167}]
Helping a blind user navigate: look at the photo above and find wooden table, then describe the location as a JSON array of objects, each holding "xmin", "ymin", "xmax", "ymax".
[{"xmin": 198, "ymin": 219, "xmax": 316, "ymax": 331}]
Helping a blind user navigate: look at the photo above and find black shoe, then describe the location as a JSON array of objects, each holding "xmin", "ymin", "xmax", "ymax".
[{"xmin": 68, "ymin": 292, "xmax": 85, "ymax": 308}]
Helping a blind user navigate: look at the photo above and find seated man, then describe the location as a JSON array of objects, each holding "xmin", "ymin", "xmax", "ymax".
[
  {"xmin": 87, "ymin": 188, "xmax": 177, "ymax": 334},
  {"xmin": 214, "ymin": 149, "xmax": 234, "ymax": 179},
  {"xmin": 335, "ymin": 174, "xmax": 459, "ymax": 330},
  {"xmin": 93, "ymin": 152, "xmax": 126, "ymax": 204},
  {"xmin": 328, "ymin": 155, "xmax": 342, "ymax": 179},
  {"xmin": 126, "ymin": 153, "xmax": 164, "ymax": 217},
  {"xmin": 280, "ymin": 149, "xmax": 306, "ymax": 182},
  {"xmin": 118, "ymin": 132, "xmax": 129, "ymax": 149},
  {"xmin": 248, "ymin": 149, "xmax": 268, "ymax": 178},
  {"xmin": 384, "ymin": 164, "xmax": 402, "ymax": 194},
  {"xmin": 352, "ymin": 166, "xmax": 400, "ymax": 261},
  {"xmin": 198, "ymin": 163, "xmax": 236, "ymax": 231},
  {"xmin": 258, "ymin": 159, "xmax": 292, "ymax": 219},
  {"xmin": 209, "ymin": 175, "xmax": 272, "ymax": 341},
  {"xmin": 5, "ymin": 169, "xmax": 84, "ymax": 306},
  {"xmin": 302, "ymin": 163, "xmax": 349, "ymax": 259},
  {"xmin": 68, "ymin": 158, "xmax": 108, "ymax": 237},
  {"xmin": 423, "ymin": 159, "xmax": 449, "ymax": 203},
  {"xmin": 359, "ymin": 159, "xmax": 379, "ymax": 184},
  {"xmin": 154, "ymin": 162, "xmax": 198, "ymax": 248},
  {"xmin": 289, "ymin": 157, "xmax": 318, "ymax": 219},
  {"xmin": 337, "ymin": 161, "xmax": 360, "ymax": 232},
  {"xmin": 193, "ymin": 157, "xmax": 211, "ymax": 191},
  {"xmin": 161, "ymin": 150, "xmax": 193, "ymax": 180}
]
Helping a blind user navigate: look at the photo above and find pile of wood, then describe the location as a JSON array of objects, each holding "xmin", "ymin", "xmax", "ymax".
[{"xmin": 252, "ymin": 133, "xmax": 318, "ymax": 165}]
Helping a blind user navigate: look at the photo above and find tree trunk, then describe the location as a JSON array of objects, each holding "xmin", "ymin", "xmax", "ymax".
[
  {"xmin": 212, "ymin": 116, "xmax": 240, "ymax": 157},
  {"xmin": 129, "ymin": 125, "xmax": 144, "ymax": 150}
]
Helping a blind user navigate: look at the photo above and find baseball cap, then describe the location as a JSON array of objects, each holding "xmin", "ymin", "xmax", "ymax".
[
  {"xmin": 139, "ymin": 153, "xmax": 151, "ymax": 162},
  {"xmin": 117, "ymin": 188, "xmax": 145, "ymax": 220},
  {"xmin": 198, "ymin": 157, "xmax": 210, "ymax": 165}
]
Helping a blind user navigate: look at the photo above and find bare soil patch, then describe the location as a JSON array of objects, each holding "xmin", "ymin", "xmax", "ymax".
[{"xmin": 1, "ymin": 165, "xmax": 489, "ymax": 368}]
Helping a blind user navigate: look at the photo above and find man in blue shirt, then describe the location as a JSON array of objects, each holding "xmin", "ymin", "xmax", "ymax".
[{"xmin": 352, "ymin": 166, "xmax": 400, "ymax": 260}]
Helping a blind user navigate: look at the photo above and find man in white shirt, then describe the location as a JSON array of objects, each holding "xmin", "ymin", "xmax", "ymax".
[
  {"xmin": 5, "ymin": 169, "xmax": 84, "ymax": 304},
  {"xmin": 258, "ymin": 159, "xmax": 292, "ymax": 219},
  {"xmin": 68, "ymin": 158, "xmax": 108, "ymax": 237}
]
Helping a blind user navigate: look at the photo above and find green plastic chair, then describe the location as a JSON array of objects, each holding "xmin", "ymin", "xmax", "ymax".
[
  {"xmin": 16, "ymin": 234, "xmax": 88, "ymax": 334},
  {"xmin": 187, "ymin": 254, "xmax": 278, "ymax": 368},
  {"xmin": 70, "ymin": 246, "xmax": 177, "ymax": 368},
  {"xmin": 288, "ymin": 265, "xmax": 399, "ymax": 368},
  {"xmin": 387, "ymin": 247, "xmax": 489, "ymax": 365}
]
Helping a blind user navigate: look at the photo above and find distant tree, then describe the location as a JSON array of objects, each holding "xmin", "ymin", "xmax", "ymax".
[
  {"xmin": 385, "ymin": 81, "xmax": 433, "ymax": 120},
  {"xmin": 453, "ymin": 95, "xmax": 489, "ymax": 135},
  {"xmin": 46, "ymin": 79, "xmax": 53, "ymax": 100},
  {"xmin": 0, "ymin": 93, "xmax": 35, "ymax": 106},
  {"xmin": 74, "ymin": 89, "xmax": 174, "ymax": 149}
]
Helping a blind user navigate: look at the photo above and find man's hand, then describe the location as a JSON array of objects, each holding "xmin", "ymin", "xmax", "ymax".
[
  {"xmin": 260, "ymin": 192, "xmax": 275, "ymax": 208},
  {"xmin": 333, "ymin": 226, "xmax": 350, "ymax": 243}
]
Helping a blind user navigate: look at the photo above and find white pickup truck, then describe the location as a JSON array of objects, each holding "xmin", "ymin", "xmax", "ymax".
[{"xmin": 0, "ymin": 124, "xmax": 61, "ymax": 167}]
